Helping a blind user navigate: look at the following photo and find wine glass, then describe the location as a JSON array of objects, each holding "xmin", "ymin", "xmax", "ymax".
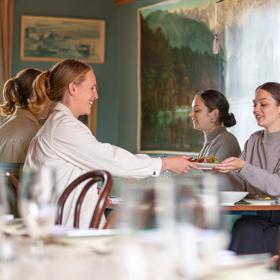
[{"xmin": 20, "ymin": 167, "xmax": 57, "ymax": 258}]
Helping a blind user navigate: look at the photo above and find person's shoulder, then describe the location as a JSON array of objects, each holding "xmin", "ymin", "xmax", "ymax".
[
  {"xmin": 220, "ymin": 128, "xmax": 239, "ymax": 143},
  {"xmin": 248, "ymin": 130, "xmax": 264, "ymax": 141}
]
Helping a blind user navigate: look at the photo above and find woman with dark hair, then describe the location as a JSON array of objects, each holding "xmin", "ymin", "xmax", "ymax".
[
  {"xmin": 0, "ymin": 68, "xmax": 51, "ymax": 163},
  {"xmin": 216, "ymin": 82, "xmax": 280, "ymax": 255},
  {"xmin": 189, "ymin": 89, "xmax": 241, "ymax": 161}
]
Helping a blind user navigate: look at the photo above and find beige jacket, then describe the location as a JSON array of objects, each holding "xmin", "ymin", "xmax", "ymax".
[{"xmin": 0, "ymin": 109, "xmax": 40, "ymax": 163}]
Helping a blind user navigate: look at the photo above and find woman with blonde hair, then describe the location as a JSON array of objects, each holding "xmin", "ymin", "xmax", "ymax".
[
  {"xmin": 0, "ymin": 68, "xmax": 51, "ymax": 163},
  {"xmin": 25, "ymin": 59, "xmax": 197, "ymax": 228}
]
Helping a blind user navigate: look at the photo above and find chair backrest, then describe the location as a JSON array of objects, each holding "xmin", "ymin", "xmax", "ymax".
[
  {"xmin": 55, "ymin": 170, "xmax": 112, "ymax": 229},
  {"xmin": 0, "ymin": 163, "xmax": 22, "ymax": 217}
]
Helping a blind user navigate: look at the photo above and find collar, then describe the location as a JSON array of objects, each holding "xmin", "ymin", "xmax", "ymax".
[
  {"xmin": 263, "ymin": 130, "xmax": 280, "ymax": 144},
  {"xmin": 204, "ymin": 126, "xmax": 225, "ymax": 143},
  {"xmin": 54, "ymin": 102, "xmax": 75, "ymax": 117},
  {"xmin": 16, "ymin": 108, "xmax": 40, "ymax": 126}
]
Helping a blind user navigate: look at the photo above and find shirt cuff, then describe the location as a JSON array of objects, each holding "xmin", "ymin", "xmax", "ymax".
[{"xmin": 151, "ymin": 157, "xmax": 162, "ymax": 177}]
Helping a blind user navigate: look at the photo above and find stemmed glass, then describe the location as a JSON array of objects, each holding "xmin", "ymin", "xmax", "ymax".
[{"xmin": 20, "ymin": 167, "xmax": 57, "ymax": 258}]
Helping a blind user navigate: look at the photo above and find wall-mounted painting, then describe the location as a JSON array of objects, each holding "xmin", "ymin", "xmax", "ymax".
[
  {"xmin": 21, "ymin": 15, "xmax": 105, "ymax": 63},
  {"xmin": 137, "ymin": 0, "xmax": 224, "ymax": 154}
]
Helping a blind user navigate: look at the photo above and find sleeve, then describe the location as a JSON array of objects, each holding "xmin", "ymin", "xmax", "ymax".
[
  {"xmin": 238, "ymin": 135, "xmax": 280, "ymax": 196},
  {"xmin": 51, "ymin": 117, "xmax": 162, "ymax": 178},
  {"xmin": 238, "ymin": 163, "xmax": 280, "ymax": 196}
]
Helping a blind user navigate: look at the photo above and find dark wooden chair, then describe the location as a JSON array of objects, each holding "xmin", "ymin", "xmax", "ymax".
[
  {"xmin": 0, "ymin": 163, "xmax": 22, "ymax": 217},
  {"xmin": 55, "ymin": 170, "xmax": 113, "ymax": 229}
]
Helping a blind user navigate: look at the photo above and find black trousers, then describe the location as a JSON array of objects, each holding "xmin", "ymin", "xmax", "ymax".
[{"xmin": 229, "ymin": 212, "xmax": 280, "ymax": 255}]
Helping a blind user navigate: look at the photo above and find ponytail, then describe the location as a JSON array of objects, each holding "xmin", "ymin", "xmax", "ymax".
[
  {"xmin": 0, "ymin": 78, "xmax": 20, "ymax": 115},
  {"xmin": 223, "ymin": 112, "xmax": 237, "ymax": 127},
  {"xmin": 30, "ymin": 71, "xmax": 51, "ymax": 115}
]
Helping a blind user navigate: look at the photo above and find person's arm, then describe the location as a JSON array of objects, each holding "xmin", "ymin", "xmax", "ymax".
[
  {"xmin": 52, "ymin": 117, "xmax": 196, "ymax": 177},
  {"xmin": 215, "ymin": 156, "xmax": 280, "ymax": 196},
  {"xmin": 238, "ymin": 163, "xmax": 280, "ymax": 196},
  {"xmin": 161, "ymin": 156, "xmax": 198, "ymax": 173}
]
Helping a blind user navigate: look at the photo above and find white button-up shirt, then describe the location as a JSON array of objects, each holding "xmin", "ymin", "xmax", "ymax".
[
  {"xmin": 0, "ymin": 109, "xmax": 40, "ymax": 163},
  {"xmin": 25, "ymin": 103, "xmax": 162, "ymax": 228}
]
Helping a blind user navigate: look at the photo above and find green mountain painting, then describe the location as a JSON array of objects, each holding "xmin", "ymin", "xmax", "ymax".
[{"xmin": 138, "ymin": 0, "xmax": 224, "ymax": 153}]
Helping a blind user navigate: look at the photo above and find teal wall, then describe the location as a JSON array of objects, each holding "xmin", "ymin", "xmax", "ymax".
[
  {"xmin": 115, "ymin": 0, "xmax": 163, "ymax": 152},
  {"xmin": 13, "ymin": 0, "xmax": 163, "ymax": 152}
]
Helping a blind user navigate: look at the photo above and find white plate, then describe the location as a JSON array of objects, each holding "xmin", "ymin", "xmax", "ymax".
[
  {"xmin": 50, "ymin": 227, "xmax": 117, "ymax": 238},
  {"xmin": 196, "ymin": 163, "xmax": 219, "ymax": 170},
  {"xmin": 221, "ymin": 202, "xmax": 235, "ymax": 206},
  {"xmin": 50, "ymin": 227, "xmax": 118, "ymax": 250},
  {"xmin": 215, "ymin": 251, "xmax": 271, "ymax": 269},
  {"xmin": 243, "ymin": 199, "xmax": 276, "ymax": 205},
  {"xmin": 109, "ymin": 196, "xmax": 123, "ymax": 205}
]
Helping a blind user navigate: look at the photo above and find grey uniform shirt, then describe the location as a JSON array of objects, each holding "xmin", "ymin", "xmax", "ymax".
[{"xmin": 199, "ymin": 127, "xmax": 241, "ymax": 162}]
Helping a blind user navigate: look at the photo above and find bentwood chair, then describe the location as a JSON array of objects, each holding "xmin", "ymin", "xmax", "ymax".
[{"xmin": 55, "ymin": 170, "xmax": 113, "ymax": 229}]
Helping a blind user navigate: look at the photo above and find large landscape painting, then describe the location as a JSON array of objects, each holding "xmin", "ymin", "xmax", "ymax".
[{"xmin": 138, "ymin": 0, "xmax": 224, "ymax": 153}]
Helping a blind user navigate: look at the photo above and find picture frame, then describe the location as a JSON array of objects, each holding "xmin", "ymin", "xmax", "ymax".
[
  {"xmin": 20, "ymin": 15, "xmax": 105, "ymax": 63},
  {"xmin": 137, "ymin": 0, "xmax": 223, "ymax": 153}
]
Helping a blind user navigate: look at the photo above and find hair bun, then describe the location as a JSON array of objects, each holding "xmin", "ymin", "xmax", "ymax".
[{"xmin": 223, "ymin": 112, "xmax": 236, "ymax": 127}]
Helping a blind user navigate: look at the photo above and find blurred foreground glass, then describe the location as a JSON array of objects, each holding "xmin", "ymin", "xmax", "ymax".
[
  {"xmin": 20, "ymin": 167, "xmax": 57, "ymax": 257},
  {"xmin": 172, "ymin": 172, "xmax": 229, "ymax": 279},
  {"xmin": 115, "ymin": 174, "xmax": 179, "ymax": 280},
  {"xmin": 0, "ymin": 171, "xmax": 17, "ymax": 261}
]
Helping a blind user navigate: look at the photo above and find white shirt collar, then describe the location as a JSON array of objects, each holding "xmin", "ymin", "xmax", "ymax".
[{"xmin": 54, "ymin": 102, "xmax": 74, "ymax": 117}]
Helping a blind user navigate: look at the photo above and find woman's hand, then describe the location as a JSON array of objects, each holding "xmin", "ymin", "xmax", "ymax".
[
  {"xmin": 162, "ymin": 156, "xmax": 198, "ymax": 173},
  {"xmin": 214, "ymin": 157, "xmax": 245, "ymax": 173}
]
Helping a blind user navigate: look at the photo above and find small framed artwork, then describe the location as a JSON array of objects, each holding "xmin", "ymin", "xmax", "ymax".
[{"xmin": 21, "ymin": 15, "xmax": 105, "ymax": 63}]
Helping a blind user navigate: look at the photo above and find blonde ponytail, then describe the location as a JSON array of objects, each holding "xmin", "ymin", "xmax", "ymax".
[
  {"xmin": 29, "ymin": 71, "xmax": 50, "ymax": 115},
  {"xmin": 0, "ymin": 78, "xmax": 20, "ymax": 115}
]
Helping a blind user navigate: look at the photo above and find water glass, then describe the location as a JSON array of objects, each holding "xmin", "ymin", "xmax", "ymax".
[
  {"xmin": 116, "ymin": 175, "xmax": 178, "ymax": 280},
  {"xmin": 172, "ymin": 172, "xmax": 228, "ymax": 279},
  {"xmin": 20, "ymin": 167, "xmax": 57, "ymax": 257}
]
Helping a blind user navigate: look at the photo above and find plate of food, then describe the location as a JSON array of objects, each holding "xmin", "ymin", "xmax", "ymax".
[
  {"xmin": 191, "ymin": 156, "xmax": 219, "ymax": 170},
  {"xmin": 243, "ymin": 197, "xmax": 276, "ymax": 205}
]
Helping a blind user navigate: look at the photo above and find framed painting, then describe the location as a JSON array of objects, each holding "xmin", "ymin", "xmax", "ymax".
[
  {"xmin": 20, "ymin": 15, "xmax": 105, "ymax": 63},
  {"xmin": 137, "ymin": 0, "xmax": 224, "ymax": 154}
]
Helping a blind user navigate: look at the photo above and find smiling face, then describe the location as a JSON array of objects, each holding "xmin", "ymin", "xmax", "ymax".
[
  {"xmin": 189, "ymin": 95, "xmax": 218, "ymax": 134},
  {"xmin": 72, "ymin": 70, "xmax": 98, "ymax": 117},
  {"xmin": 253, "ymin": 89, "xmax": 280, "ymax": 132}
]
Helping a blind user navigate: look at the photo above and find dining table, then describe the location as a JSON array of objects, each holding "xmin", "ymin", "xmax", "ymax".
[
  {"xmin": 223, "ymin": 203, "xmax": 280, "ymax": 212},
  {"xmin": 1, "ymin": 222, "xmax": 280, "ymax": 280}
]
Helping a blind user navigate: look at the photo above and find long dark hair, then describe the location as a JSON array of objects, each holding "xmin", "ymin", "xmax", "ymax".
[{"xmin": 197, "ymin": 89, "xmax": 236, "ymax": 127}]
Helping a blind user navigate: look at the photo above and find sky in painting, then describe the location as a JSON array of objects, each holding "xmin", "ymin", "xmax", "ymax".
[{"xmin": 141, "ymin": 0, "xmax": 211, "ymax": 17}]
